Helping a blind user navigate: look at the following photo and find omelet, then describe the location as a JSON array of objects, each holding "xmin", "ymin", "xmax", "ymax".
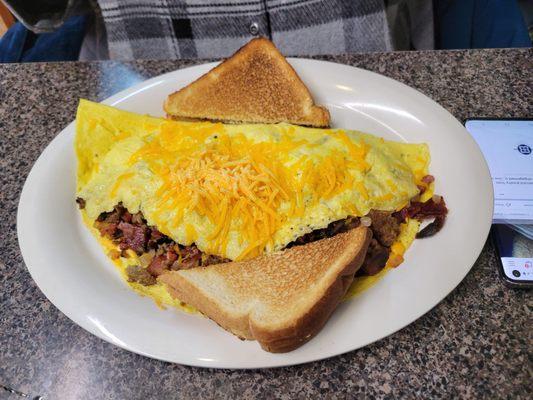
[{"xmin": 75, "ymin": 99, "xmax": 433, "ymax": 307}]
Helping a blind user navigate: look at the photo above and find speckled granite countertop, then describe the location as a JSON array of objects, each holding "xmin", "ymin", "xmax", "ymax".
[{"xmin": 1, "ymin": 48, "xmax": 532, "ymax": 399}]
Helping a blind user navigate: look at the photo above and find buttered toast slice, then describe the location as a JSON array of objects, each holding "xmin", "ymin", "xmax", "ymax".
[
  {"xmin": 163, "ymin": 38, "xmax": 330, "ymax": 128},
  {"xmin": 159, "ymin": 227, "xmax": 371, "ymax": 353}
]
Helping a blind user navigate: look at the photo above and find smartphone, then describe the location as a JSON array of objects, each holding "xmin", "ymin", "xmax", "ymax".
[{"xmin": 465, "ymin": 119, "xmax": 533, "ymax": 288}]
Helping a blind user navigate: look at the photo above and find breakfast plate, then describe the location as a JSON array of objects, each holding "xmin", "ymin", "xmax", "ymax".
[{"xmin": 18, "ymin": 59, "xmax": 493, "ymax": 368}]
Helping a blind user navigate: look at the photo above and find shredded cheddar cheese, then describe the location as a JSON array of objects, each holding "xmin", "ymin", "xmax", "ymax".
[
  {"xmin": 110, "ymin": 172, "xmax": 134, "ymax": 197},
  {"xmin": 122, "ymin": 122, "xmax": 368, "ymax": 260}
]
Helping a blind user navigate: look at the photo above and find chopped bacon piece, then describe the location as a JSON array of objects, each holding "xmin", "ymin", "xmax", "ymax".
[
  {"xmin": 147, "ymin": 228, "xmax": 166, "ymax": 248},
  {"xmin": 147, "ymin": 254, "xmax": 168, "ymax": 276},
  {"xmin": 94, "ymin": 221, "xmax": 119, "ymax": 237},
  {"xmin": 395, "ymin": 197, "xmax": 448, "ymax": 238},
  {"xmin": 417, "ymin": 175, "xmax": 435, "ymax": 195},
  {"xmin": 395, "ymin": 197, "xmax": 448, "ymax": 221},
  {"xmin": 166, "ymin": 248, "xmax": 178, "ymax": 263},
  {"xmin": 150, "ymin": 229, "xmax": 164, "ymax": 240},
  {"xmin": 76, "ymin": 197, "xmax": 86, "ymax": 209},
  {"xmin": 117, "ymin": 222, "xmax": 148, "ymax": 254},
  {"xmin": 121, "ymin": 211, "xmax": 132, "ymax": 223},
  {"xmin": 147, "ymin": 248, "xmax": 179, "ymax": 276},
  {"xmin": 179, "ymin": 245, "xmax": 202, "ymax": 269},
  {"xmin": 421, "ymin": 175, "xmax": 435, "ymax": 184},
  {"xmin": 131, "ymin": 212, "xmax": 144, "ymax": 225},
  {"xmin": 97, "ymin": 208, "xmax": 121, "ymax": 224}
]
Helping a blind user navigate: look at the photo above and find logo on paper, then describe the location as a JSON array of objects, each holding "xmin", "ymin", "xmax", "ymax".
[{"xmin": 516, "ymin": 144, "xmax": 531, "ymax": 155}]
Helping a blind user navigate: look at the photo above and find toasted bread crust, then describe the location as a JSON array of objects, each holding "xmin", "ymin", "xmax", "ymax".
[
  {"xmin": 164, "ymin": 38, "xmax": 330, "ymax": 127},
  {"xmin": 164, "ymin": 277, "xmax": 254, "ymax": 340},
  {"xmin": 160, "ymin": 227, "xmax": 371, "ymax": 352},
  {"xmin": 251, "ymin": 240, "xmax": 368, "ymax": 352}
]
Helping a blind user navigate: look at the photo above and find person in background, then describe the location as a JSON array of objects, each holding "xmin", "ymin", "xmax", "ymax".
[
  {"xmin": 0, "ymin": 0, "xmax": 530, "ymax": 62},
  {"xmin": 434, "ymin": 0, "xmax": 532, "ymax": 49},
  {"xmin": 90, "ymin": 0, "xmax": 433, "ymax": 60},
  {"xmin": 0, "ymin": 0, "xmax": 434, "ymax": 61}
]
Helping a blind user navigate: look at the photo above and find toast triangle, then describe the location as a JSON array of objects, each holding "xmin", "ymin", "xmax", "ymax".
[
  {"xmin": 163, "ymin": 38, "xmax": 330, "ymax": 127},
  {"xmin": 159, "ymin": 227, "xmax": 371, "ymax": 353}
]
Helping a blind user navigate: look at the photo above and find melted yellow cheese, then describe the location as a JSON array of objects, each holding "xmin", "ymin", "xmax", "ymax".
[{"xmin": 76, "ymin": 99, "xmax": 430, "ymax": 262}]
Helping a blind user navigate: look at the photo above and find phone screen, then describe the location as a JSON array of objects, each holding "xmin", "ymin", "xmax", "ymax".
[{"xmin": 465, "ymin": 119, "xmax": 533, "ymax": 284}]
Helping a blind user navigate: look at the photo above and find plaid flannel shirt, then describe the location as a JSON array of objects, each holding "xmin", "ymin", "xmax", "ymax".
[{"xmin": 96, "ymin": 0, "xmax": 407, "ymax": 60}]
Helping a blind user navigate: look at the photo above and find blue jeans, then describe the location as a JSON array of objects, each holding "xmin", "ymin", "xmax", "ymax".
[
  {"xmin": 434, "ymin": 0, "xmax": 531, "ymax": 49},
  {"xmin": 0, "ymin": 15, "xmax": 88, "ymax": 62}
]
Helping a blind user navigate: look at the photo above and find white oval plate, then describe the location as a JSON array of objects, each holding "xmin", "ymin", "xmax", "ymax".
[{"xmin": 18, "ymin": 59, "xmax": 493, "ymax": 368}]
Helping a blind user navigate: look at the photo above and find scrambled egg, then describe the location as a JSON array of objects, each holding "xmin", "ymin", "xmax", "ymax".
[{"xmin": 76, "ymin": 100, "xmax": 430, "ymax": 262}]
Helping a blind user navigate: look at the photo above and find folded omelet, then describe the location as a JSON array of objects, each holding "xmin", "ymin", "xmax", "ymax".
[
  {"xmin": 76, "ymin": 100, "xmax": 438, "ymax": 308},
  {"xmin": 76, "ymin": 100, "xmax": 430, "ymax": 263}
]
